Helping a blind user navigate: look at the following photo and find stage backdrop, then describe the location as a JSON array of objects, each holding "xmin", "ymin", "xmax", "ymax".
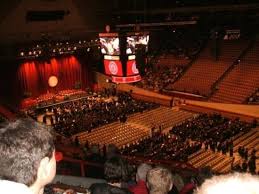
[{"xmin": 17, "ymin": 55, "xmax": 90, "ymax": 97}]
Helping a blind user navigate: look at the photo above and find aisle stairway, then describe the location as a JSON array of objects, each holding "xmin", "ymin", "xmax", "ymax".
[
  {"xmin": 211, "ymin": 41, "xmax": 259, "ymax": 103},
  {"xmin": 172, "ymin": 40, "xmax": 249, "ymax": 96}
]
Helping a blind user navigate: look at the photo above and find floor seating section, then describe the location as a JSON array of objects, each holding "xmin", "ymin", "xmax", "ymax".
[
  {"xmin": 188, "ymin": 127, "xmax": 259, "ymax": 173},
  {"xmin": 76, "ymin": 107, "xmax": 196, "ymax": 148}
]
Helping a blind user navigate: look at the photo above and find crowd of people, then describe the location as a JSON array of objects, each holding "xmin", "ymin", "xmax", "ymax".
[
  {"xmin": 170, "ymin": 114, "xmax": 253, "ymax": 155},
  {"xmin": 135, "ymin": 65, "xmax": 184, "ymax": 92},
  {"xmin": 135, "ymin": 28, "xmax": 205, "ymax": 93},
  {"xmin": 247, "ymin": 88, "xmax": 259, "ymax": 104},
  {"xmin": 120, "ymin": 114, "xmax": 254, "ymax": 163},
  {"xmin": 231, "ymin": 148, "xmax": 257, "ymax": 174},
  {"xmin": 121, "ymin": 132, "xmax": 202, "ymax": 162},
  {"xmin": 1, "ymin": 117, "xmax": 259, "ymax": 194},
  {"xmin": 28, "ymin": 89, "xmax": 159, "ymax": 137}
]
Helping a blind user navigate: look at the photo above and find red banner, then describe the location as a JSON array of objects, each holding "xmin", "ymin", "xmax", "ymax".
[
  {"xmin": 127, "ymin": 60, "xmax": 139, "ymax": 76},
  {"xmin": 104, "ymin": 60, "xmax": 123, "ymax": 76},
  {"xmin": 112, "ymin": 75, "xmax": 141, "ymax": 83}
]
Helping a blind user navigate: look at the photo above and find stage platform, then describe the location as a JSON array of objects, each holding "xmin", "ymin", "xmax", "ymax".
[{"xmin": 20, "ymin": 89, "xmax": 87, "ymax": 110}]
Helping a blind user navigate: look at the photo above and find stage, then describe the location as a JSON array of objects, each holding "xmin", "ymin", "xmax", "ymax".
[{"xmin": 20, "ymin": 89, "xmax": 88, "ymax": 110}]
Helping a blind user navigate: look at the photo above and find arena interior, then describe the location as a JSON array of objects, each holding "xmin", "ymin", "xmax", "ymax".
[{"xmin": 0, "ymin": 0, "xmax": 258, "ymax": 193}]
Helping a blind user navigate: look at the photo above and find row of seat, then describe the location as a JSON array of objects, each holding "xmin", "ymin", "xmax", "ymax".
[
  {"xmin": 76, "ymin": 107, "xmax": 196, "ymax": 148},
  {"xmin": 187, "ymin": 127, "xmax": 259, "ymax": 173},
  {"xmin": 172, "ymin": 40, "xmax": 249, "ymax": 96},
  {"xmin": 156, "ymin": 54, "xmax": 190, "ymax": 66},
  {"xmin": 211, "ymin": 42, "xmax": 259, "ymax": 103}
]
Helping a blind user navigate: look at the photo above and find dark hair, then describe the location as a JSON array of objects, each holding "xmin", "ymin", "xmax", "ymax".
[
  {"xmin": 90, "ymin": 183, "xmax": 113, "ymax": 194},
  {"xmin": 0, "ymin": 118, "xmax": 55, "ymax": 186},
  {"xmin": 90, "ymin": 183, "xmax": 131, "ymax": 194},
  {"xmin": 104, "ymin": 156, "xmax": 129, "ymax": 183}
]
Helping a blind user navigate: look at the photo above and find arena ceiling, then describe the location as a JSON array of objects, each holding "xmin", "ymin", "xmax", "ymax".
[{"xmin": 0, "ymin": 0, "xmax": 259, "ymax": 43}]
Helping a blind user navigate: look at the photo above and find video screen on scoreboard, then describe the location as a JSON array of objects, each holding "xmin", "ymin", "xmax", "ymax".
[
  {"xmin": 126, "ymin": 35, "xmax": 149, "ymax": 54},
  {"xmin": 100, "ymin": 37, "xmax": 120, "ymax": 55}
]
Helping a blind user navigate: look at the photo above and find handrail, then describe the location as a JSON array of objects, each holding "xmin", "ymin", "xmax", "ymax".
[
  {"xmin": 58, "ymin": 154, "xmax": 197, "ymax": 178},
  {"xmin": 123, "ymin": 155, "xmax": 197, "ymax": 172},
  {"xmin": 170, "ymin": 38, "xmax": 209, "ymax": 85},
  {"xmin": 209, "ymin": 39, "xmax": 255, "ymax": 97}
]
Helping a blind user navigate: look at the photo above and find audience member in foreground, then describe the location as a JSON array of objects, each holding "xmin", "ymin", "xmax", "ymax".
[
  {"xmin": 147, "ymin": 167, "xmax": 173, "ymax": 194},
  {"xmin": 90, "ymin": 156, "xmax": 131, "ymax": 194},
  {"xmin": 0, "ymin": 119, "xmax": 57, "ymax": 194},
  {"xmin": 129, "ymin": 163, "xmax": 152, "ymax": 194},
  {"xmin": 194, "ymin": 173, "xmax": 259, "ymax": 194}
]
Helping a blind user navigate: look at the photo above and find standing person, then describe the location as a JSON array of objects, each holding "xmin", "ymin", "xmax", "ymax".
[
  {"xmin": 0, "ymin": 119, "xmax": 58, "ymax": 194},
  {"xmin": 129, "ymin": 163, "xmax": 152, "ymax": 194}
]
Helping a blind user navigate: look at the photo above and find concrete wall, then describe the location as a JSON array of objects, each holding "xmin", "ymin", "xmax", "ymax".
[{"xmin": 0, "ymin": 0, "xmax": 89, "ymax": 42}]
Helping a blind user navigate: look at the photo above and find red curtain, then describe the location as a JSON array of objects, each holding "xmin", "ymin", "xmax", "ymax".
[{"xmin": 17, "ymin": 55, "xmax": 88, "ymax": 96}]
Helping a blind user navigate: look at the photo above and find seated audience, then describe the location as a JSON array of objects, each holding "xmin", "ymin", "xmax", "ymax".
[
  {"xmin": 0, "ymin": 118, "xmax": 57, "ymax": 194},
  {"xmin": 120, "ymin": 114, "xmax": 253, "ymax": 168},
  {"xmin": 247, "ymin": 88, "xmax": 259, "ymax": 104},
  {"xmin": 129, "ymin": 163, "xmax": 152, "ymax": 194},
  {"xmin": 29, "ymin": 90, "xmax": 158, "ymax": 137},
  {"xmin": 147, "ymin": 166, "xmax": 173, "ymax": 194},
  {"xmin": 90, "ymin": 156, "xmax": 131, "ymax": 194},
  {"xmin": 135, "ymin": 66, "xmax": 184, "ymax": 92}
]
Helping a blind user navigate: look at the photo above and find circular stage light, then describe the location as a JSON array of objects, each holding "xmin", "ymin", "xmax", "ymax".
[{"xmin": 48, "ymin": 76, "xmax": 58, "ymax": 87}]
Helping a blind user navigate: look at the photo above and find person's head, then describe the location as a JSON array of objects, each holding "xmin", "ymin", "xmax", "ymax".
[
  {"xmin": 0, "ymin": 119, "xmax": 56, "ymax": 189},
  {"xmin": 196, "ymin": 166, "xmax": 213, "ymax": 186},
  {"xmin": 194, "ymin": 173, "xmax": 259, "ymax": 194},
  {"xmin": 90, "ymin": 183, "xmax": 128, "ymax": 194},
  {"xmin": 106, "ymin": 144, "xmax": 119, "ymax": 159},
  {"xmin": 136, "ymin": 163, "xmax": 152, "ymax": 182},
  {"xmin": 147, "ymin": 166, "xmax": 173, "ymax": 194},
  {"xmin": 104, "ymin": 156, "xmax": 129, "ymax": 184},
  {"xmin": 90, "ymin": 183, "xmax": 113, "ymax": 194}
]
